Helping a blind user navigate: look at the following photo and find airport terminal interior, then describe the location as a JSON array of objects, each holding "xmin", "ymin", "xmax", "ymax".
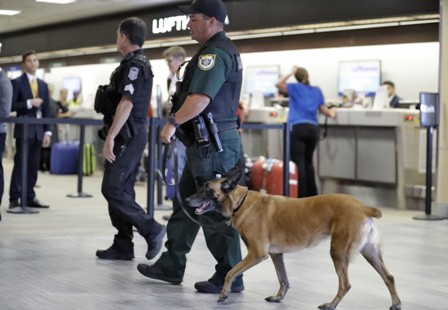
[{"xmin": 1, "ymin": 0, "xmax": 448, "ymax": 309}]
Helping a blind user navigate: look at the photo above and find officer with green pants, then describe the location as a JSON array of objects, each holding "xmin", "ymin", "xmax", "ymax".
[{"xmin": 137, "ymin": 0, "xmax": 244, "ymax": 294}]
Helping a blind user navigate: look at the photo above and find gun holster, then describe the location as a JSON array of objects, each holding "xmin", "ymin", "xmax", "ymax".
[
  {"xmin": 97, "ymin": 118, "xmax": 137, "ymax": 142},
  {"xmin": 175, "ymin": 126, "xmax": 194, "ymax": 147},
  {"xmin": 192, "ymin": 115, "xmax": 210, "ymax": 148}
]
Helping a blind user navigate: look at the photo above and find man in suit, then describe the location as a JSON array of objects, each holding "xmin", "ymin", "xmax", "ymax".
[
  {"xmin": 9, "ymin": 50, "xmax": 51, "ymax": 209},
  {"xmin": 383, "ymin": 81, "xmax": 401, "ymax": 108}
]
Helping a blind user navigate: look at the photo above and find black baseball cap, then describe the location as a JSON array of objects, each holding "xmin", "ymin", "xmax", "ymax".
[{"xmin": 179, "ymin": 0, "xmax": 227, "ymax": 23}]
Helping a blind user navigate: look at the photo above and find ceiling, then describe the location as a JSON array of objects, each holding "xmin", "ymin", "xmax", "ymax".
[{"xmin": 0, "ymin": 0, "xmax": 184, "ymax": 34}]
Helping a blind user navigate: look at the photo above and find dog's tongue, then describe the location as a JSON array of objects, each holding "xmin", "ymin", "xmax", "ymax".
[{"xmin": 195, "ymin": 202, "xmax": 209, "ymax": 214}]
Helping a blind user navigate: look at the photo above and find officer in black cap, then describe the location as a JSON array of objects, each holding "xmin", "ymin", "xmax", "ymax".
[
  {"xmin": 137, "ymin": 0, "xmax": 245, "ymax": 294},
  {"xmin": 95, "ymin": 17, "xmax": 165, "ymax": 261}
]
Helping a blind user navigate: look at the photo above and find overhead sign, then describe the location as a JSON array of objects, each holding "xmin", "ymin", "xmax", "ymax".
[{"xmin": 152, "ymin": 15, "xmax": 189, "ymax": 34}]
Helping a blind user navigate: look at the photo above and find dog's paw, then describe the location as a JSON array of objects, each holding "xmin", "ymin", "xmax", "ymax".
[
  {"xmin": 390, "ymin": 305, "xmax": 401, "ymax": 310},
  {"xmin": 265, "ymin": 296, "xmax": 282, "ymax": 303},
  {"xmin": 318, "ymin": 303, "xmax": 335, "ymax": 310},
  {"xmin": 217, "ymin": 294, "xmax": 228, "ymax": 303}
]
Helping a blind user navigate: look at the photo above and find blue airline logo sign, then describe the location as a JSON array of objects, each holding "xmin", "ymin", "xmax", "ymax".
[{"xmin": 152, "ymin": 15, "xmax": 189, "ymax": 34}]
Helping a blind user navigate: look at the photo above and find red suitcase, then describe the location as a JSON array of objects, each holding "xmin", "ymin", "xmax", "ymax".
[{"xmin": 249, "ymin": 158, "xmax": 298, "ymax": 197}]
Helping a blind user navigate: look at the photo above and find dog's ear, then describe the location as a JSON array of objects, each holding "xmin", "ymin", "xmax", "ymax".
[
  {"xmin": 223, "ymin": 166, "xmax": 240, "ymax": 178},
  {"xmin": 221, "ymin": 167, "xmax": 242, "ymax": 193}
]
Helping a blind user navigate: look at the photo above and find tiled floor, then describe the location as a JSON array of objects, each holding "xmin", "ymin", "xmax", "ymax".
[{"xmin": 0, "ymin": 159, "xmax": 447, "ymax": 310}]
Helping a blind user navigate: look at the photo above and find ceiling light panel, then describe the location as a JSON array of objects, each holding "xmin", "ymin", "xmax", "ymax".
[
  {"xmin": 0, "ymin": 10, "xmax": 21, "ymax": 16},
  {"xmin": 35, "ymin": 0, "xmax": 77, "ymax": 4}
]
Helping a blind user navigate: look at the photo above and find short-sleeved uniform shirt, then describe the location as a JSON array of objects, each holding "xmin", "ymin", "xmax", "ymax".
[
  {"xmin": 112, "ymin": 50, "xmax": 152, "ymax": 123},
  {"xmin": 287, "ymin": 82, "xmax": 325, "ymax": 126},
  {"xmin": 188, "ymin": 32, "xmax": 233, "ymax": 101}
]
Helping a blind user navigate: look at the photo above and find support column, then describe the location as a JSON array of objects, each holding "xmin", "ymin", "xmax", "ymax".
[{"xmin": 435, "ymin": 0, "xmax": 448, "ymax": 217}]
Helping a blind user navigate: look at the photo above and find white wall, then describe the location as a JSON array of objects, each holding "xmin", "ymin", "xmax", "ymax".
[
  {"xmin": 240, "ymin": 42, "xmax": 439, "ymax": 102},
  {"xmin": 42, "ymin": 41, "xmax": 439, "ymax": 110}
]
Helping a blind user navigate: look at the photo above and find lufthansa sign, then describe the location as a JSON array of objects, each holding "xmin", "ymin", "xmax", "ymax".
[{"xmin": 152, "ymin": 15, "xmax": 189, "ymax": 34}]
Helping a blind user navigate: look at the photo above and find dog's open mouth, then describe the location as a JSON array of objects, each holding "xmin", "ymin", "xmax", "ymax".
[{"xmin": 194, "ymin": 201, "xmax": 211, "ymax": 215}]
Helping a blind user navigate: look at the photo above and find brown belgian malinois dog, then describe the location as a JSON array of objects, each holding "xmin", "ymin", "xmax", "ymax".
[{"xmin": 186, "ymin": 167, "xmax": 401, "ymax": 310}]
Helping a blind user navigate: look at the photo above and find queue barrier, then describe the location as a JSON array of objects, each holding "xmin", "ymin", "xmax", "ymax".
[
  {"xmin": 0, "ymin": 117, "xmax": 103, "ymax": 214},
  {"xmin": 0, "ymin": 117, "xmax": 291, "ymax": 217}
]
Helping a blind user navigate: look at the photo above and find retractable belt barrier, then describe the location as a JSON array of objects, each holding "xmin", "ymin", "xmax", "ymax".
[
  {"xmin": 0, "ymin": 117, "xmax": 291, "ymax": 216},
  {"xmin": 0, "ymin": 117, "xmax": 103, "ymax": 213}
]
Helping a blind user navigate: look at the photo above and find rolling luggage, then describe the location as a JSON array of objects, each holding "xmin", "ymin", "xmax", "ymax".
[
  {"xmin": 83, "ymin": 143, "xmax": 96, "ymax": 176},
  {"xmin": 50, "ymin": 141, "xmax": 79, "ymax": 175},
  {"xmin": 249, "ymin": 158, "xmax": 298, "ymax": 197}
]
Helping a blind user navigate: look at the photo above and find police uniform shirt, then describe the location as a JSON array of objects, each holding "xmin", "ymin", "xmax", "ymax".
[
  {"xmin": 115, "ymin": 50, "xmax": 152, "ymax": 121},
  {"xmin": 188, "ymin": 32, "xmax": 232, "ymax": 100}
]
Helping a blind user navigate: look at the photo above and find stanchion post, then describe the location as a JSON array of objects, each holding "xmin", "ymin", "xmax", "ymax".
[
  {"xmin": 147, "ymin": 117, "xmax": 156, "ymax": 216},
  {"xmin": 413, "ymin": 92, "xmax": 444, "ymax": 221},
  {"xmin": 282, "ymin": 122, "xmax": 290, "ymax": 197}
]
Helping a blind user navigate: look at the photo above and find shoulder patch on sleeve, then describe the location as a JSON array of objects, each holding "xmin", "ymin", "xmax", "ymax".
[
  {"xmin": 198, "ymin": 54, "xmax": 216, "ymax": 71},
  {"xmin": 124, "ymin": 84, "xmax": 135, "ymax": 95},
  {"xmin": 128, "ymin": 67, "xmax": 139, "ymax": 81}
]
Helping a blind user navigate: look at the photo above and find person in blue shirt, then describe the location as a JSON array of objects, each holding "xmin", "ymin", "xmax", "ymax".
[{"xmin": 276, "ymin": 66, "xmax": 336, "ymax": 198}]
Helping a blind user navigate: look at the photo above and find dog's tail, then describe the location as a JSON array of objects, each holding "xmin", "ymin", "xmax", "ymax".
[{"xmin": 363, "ymin": 205, "xmax": 382, "ymax": 219}]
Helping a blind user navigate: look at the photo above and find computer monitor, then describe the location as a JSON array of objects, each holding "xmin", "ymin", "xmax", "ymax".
[
  {"xmin": 338, "ymin": 60, "xmax": 381, "ymax": 97},
  {"xmin": 244, "ymin": 65, "xmax": 280, "ymax": 98}
]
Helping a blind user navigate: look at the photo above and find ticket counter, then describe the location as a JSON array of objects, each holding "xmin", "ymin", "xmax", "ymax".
[{"xmin": 318, "ymin": 108, "xmax": 429, "ymax": 210}]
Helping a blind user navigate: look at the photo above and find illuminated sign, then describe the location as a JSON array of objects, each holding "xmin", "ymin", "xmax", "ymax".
[{"xmin": 152, "ymin": 15, "xmax": 189, "ymax": 34}]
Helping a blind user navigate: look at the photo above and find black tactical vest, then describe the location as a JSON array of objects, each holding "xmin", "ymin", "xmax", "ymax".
[
  {"xmin": 179, "ymin": 32, "xmax": 243, "ymax": 128},
  {"xmin": 110, "ymin": 50, "xmax": 153, "ymax": 125}
]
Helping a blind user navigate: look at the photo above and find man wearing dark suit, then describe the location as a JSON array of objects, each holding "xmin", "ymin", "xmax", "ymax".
[
  {"xmin": 9, "ymin": 50, "xmax": 51, "ymax": 209},
  {"xmin": 383, "ymin": 81, "xmax": 401, "ymax": 108}
]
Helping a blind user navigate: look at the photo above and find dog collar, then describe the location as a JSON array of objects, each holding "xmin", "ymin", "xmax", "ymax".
[{"xmin": 233, "ymin": 190, "xmax": 249, "ymax": 216}]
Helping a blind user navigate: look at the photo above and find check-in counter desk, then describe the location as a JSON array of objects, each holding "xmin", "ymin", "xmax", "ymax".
[{"xmin": 318, "ymin": 108, "xmax": 428, "ymax": 210}]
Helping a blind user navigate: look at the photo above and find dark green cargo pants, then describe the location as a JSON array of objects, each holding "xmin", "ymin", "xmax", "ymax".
[{"xmin": 154, "ymin": 128, "xmax": 242, "ymax": 281}]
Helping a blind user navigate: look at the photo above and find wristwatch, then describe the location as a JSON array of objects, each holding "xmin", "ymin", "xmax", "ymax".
[{"xmin": 168, "ymin": 114, "xmax": 180, "ymax": 128}]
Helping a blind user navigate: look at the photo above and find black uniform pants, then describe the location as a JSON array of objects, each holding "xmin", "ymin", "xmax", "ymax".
[
  {"xmin": 291, "ymin": 123, "xmax": 319, "ymax": 198},
  {"xmin": 101, "ymin": 125, "xmax": 162, "ymax": 250}
]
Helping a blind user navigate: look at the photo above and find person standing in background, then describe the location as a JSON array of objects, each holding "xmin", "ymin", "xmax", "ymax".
[
  {"xmin": 0, "ymin": 42, "xmax": 13, "ymax": 220},
  {"xmin": 276, "ymin": 65, "xmax": 336, "ymax": 198},
  {"xmin": 137, "ymin": 0, "xmax": 245, "ymax": 294},
  {"xmin": 67, "ymin": 90, "xmax": 82, "ymax": 107},
  {"xmin": 9, "ymin": 50, "xmax": 51, "ymax": 209},
  {"xmin": 162, "ymin": 46, "xmax": 187, "ymax": 212},
  {"xmin": 95, "ymin": 17, "xmax": 165, "ymax": 261},
  {"xmin": 56, "ymin": 87, "xmax": 76, "ymax": 142},
  {"xmin": 162, "ymin": 46, "xmax": 187, "ymax": 118},
  {"xmin": 382, "ymin": 81, "xmax": 401, "ymax": 108}
]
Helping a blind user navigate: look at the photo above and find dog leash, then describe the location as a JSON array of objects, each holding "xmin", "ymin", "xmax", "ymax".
[{"xmin": 161, "ymin": 139, "xmax": 216, "ymax": 228}]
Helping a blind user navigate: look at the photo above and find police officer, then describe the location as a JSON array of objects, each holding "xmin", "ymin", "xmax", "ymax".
[
  {"xmin": 137, "ymin": 0, "xmax": 244, "ymax": 294},
  {"xmin": 96, "ymin": 17, "xmax": 165, "ymax": 261}
]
